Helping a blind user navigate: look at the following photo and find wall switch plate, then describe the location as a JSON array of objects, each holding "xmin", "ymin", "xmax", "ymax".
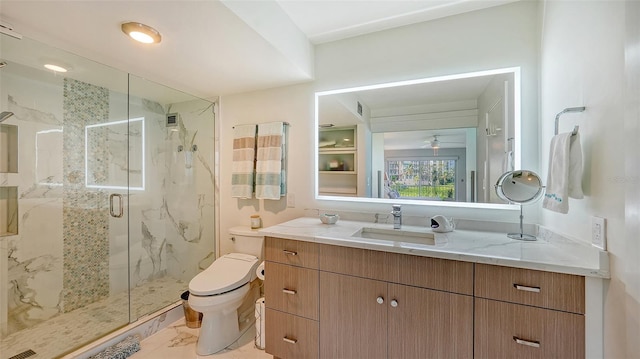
[
  {"xmin": 591, "ymin": 216, "xmax": 606, "ymax": 250},
  {"xmin": 286, "ymin": 193, "xmax": 295, "ymax": 208}
]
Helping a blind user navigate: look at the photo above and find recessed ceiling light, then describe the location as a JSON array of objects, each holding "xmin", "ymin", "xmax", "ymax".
[
  {"xmin": 44, "ymin": 64, "xmax": 68, "ymax": 72},
  {"xmin": 121, "ymin": 22, "xmax": 161, "ymax": 44}
]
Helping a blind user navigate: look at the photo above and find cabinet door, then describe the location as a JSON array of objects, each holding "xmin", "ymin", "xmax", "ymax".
[
  {"xmin": 475, "ymin": 298, "xmax": 585, "ymax": 359},
  {"xmin": 319, "ymin": 272, "xmax": 387, "ymax": 359},
  {"xmin": 387, "ymin": 283, "xmax": 473, "ymax": 359}
]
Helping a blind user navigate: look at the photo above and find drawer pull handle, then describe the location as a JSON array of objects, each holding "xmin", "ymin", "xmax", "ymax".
[
  {"xmin": 283, "ymin": 337, "xmax": 298, "ymax": 344},
  {"xmin": 282, "ymin": 288, "xmax": 297, "ymax": 295},
  {"xmin": 513, "ymin": 284, "xmax": 541, "ymax": 293},
  {"xmin": 513, "ymin": 336, "xmax": 540, "ymax": 348},
  {"xmin": 390, "ymin": 299, "xmax": 398, "ymax": 308},
  {"xmin": 283, "ymin": 249, "xmax": 298, "ymax": 256}
]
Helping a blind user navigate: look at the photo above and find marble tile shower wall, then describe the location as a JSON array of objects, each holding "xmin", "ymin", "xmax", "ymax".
[
  {"xmin": 1, "ymin": 73, "xmax": 215, "ymax": 336},
  {"xmin": 2, "ymin": 71, "xmax": 65, "ymax": 336},
  {"xmin": 123, "ymin": 97, "xmax": 216, "ymax": 295},
  {"xmin": 104, "ymin": 94, "xmax": 215, "ymax": 316}
]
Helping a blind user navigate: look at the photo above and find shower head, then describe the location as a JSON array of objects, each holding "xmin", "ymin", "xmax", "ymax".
[{"xmin": 0, "ymin": 111, "xmax": 14, "ymax": 122}]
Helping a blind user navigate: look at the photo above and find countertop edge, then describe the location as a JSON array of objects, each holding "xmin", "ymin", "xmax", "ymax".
[{"xmin": 260, "ymin": 219, "xmax": 611, "ymax": 279}]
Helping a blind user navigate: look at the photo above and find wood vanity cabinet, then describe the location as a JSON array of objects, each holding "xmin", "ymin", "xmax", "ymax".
[
  {"xmin": 264, "ymin": 237, "xmax": 586, "ymax": 359},
  {"xmin": 474, "ymin": 263, "xmax": 585, "ymax": 359}
]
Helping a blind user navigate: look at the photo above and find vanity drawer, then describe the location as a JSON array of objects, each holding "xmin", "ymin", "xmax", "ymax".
[
  {"xmin": 265, "ymin": 237, "xmax": 319, "ymax": 269},
  {"xmin": 474, "ymin": 298, "xmax": 584, "ymax": 359},
  {"xmin": 264, "ymin": 261, "xmax": 319, "ymax": 320},
  {"xmin": 475, "ymin": 263, "xmax": 585, "ymax": 313},
  {"xmin": 387, "ymin": 252, "xmax": 474, "ymax": 295},
  {"xmin": 265, "ymin": 308, "xmax": 319, "ymax": 359},
  {"xmin": 319, "ymin": 244, "xmax": 389, "ymax": 281},
  {"xmin": 319, "ymin": 244, "xmax": 473, "ymax": 294}
]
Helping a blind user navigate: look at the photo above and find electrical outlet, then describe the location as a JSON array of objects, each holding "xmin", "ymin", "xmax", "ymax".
[
  {"xmin": 286, "ymin": 193, "xmax": 295, "ymax": 208},
  {"xmin": 591, "ymin": 216, "xmax": 606, "ymax": 250}
]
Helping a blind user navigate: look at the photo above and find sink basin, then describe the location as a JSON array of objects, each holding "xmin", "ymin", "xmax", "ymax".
[{"xmin": 351, "ymin": 227, "xmax": 435, "ymax": 245}]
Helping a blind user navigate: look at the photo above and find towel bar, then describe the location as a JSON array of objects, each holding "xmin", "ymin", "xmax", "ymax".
[
  {"xmin": 233, "ymin": 122, "xmax": 290, "ymax": 129},
  {"xmin": 554, "ymin": 106, "xmax": 585, "ymax": 135}
]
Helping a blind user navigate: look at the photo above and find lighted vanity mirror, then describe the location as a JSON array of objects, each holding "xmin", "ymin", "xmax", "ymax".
[
  {"xmin": 315, "ymin": 67, "xmax": 521, "ymax": 209},
  {"xmin": 85, "ymin": 117, "xmax": 145, "ymax": 190}
]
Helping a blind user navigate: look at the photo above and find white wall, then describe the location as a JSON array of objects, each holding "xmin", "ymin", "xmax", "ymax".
[
  {"xmin": 314, "ymin": 1, "xmax": 539, "ymax": 180},
  {"xmin": 218, "ymin": 1, "xmax": 540, "ymax": 255},
  {"xmin": 539, "ymin": 1, "xmax": 638, "ymax": 357},
  {"xmin": 219, "ymin": 83, "xmax": 314, "ymax": 255}
]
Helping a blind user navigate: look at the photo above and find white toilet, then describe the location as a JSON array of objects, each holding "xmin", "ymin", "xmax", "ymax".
[{"xmin": 188, "ymin": 226, "xmax": 264, "ymax": 355}]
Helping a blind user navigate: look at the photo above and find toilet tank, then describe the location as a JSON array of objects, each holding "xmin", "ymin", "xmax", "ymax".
[{"xmin": 229, "ymin": 226, "xmax": 264, "ymax": 259}]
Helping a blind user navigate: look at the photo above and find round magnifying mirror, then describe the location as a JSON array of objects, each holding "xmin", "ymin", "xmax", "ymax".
[
  {"xmin": 495, "ymin": 170, "xmax": 544, "ymax": 241},
  {"xmin": 495, "ymin": 170, "xmax": 544, "ymax": 204}
]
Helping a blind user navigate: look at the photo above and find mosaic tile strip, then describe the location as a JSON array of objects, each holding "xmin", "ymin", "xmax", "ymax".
[{"xmin": 62, "ymin": 78, "xmax": 110, "ymax": 312}]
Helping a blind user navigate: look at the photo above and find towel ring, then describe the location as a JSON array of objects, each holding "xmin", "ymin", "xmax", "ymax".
[{"xmin": 554, "ymin": 107, "xmax": 585, "ymax": 135}]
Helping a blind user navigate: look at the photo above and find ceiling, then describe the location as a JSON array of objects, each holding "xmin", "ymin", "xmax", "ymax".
[{"xmin": 0, "ymin": 0, "xmax": 517, "ymax": 100}]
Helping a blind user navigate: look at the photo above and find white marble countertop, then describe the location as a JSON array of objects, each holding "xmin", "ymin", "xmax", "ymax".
[{"xmin": 260, "ymin": 217, "xmax": 610, "ymax": 278}]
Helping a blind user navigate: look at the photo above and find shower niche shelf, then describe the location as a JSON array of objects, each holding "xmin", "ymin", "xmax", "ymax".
[
  {"xmin": 0, "ymin": 186, "xmax": 18, "ymax": 237},
  {"xmin": 0, "ymin": 124, "xmax": 18, "ymax": 173}
]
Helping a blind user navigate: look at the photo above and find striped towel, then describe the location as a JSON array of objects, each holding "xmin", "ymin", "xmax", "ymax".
[
  {"xmin": 231, "ymin": 124, "xmax": 256, "ymax": 198},
  {"xmin": 256, "ymin": 122, "xmax": 286, "ymax": 200}
]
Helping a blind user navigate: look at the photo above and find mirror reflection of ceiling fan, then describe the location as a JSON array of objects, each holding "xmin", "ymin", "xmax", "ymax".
[{"xmin": 422, "ymin": 135, "xmax": 466, "ymax": 155}]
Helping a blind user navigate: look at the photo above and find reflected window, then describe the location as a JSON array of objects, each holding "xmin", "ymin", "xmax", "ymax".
[
  {"xmin": 85, "ymin": 117, "xmax": 145, "ymax": 190},
  {"xmin": 386, "ymin": 159, "xmax": 456, "ymax": 201}
]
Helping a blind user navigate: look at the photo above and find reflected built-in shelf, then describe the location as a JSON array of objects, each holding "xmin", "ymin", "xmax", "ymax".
[
  {"xmin": 0, "ymin": 124, "xmax": 18, "ymax": 173},
  {"xmin": 0, "ymin": 186, "xmax": 18, "ymax": 236}
]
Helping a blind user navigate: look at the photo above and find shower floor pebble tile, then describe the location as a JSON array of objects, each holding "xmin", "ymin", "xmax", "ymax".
[{"xmin": 129, "ymin": 318, "xmax": 271, "ymax": 359}]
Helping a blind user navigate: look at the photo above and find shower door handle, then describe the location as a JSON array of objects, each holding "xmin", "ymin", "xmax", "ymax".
[{"xmin": 109, "ymin": 193, "xmax": 124, "ymax": 218}]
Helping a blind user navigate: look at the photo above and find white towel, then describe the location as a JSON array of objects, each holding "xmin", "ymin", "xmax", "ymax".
[
  {"xmin": 543, "ymin": 132, "xmax": 584, "ymax": 214},
  {"xmin": 231, "ymin": 124, "xmax": 256, "ymax": 199},
  {"xmin": 503, "ymin": 150, "xmax": 514, "ymax": 173},
  {"xmin": 255, "ymin": 122, "xmax": 285, "ymax": 200}
]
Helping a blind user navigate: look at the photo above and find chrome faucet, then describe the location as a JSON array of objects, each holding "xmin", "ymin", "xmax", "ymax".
[{"xmin": 391, "ymin": 204, "xmax": 402, "ymax": 229}]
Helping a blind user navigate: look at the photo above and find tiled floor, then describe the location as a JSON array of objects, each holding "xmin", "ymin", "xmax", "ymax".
[
  {"xmin": 129, "ymin": 318, "xmax": 272, "ymax": 359},
  {"xmin": 1, "ymin": 276, "xmax": 187, "ymax": 359}
]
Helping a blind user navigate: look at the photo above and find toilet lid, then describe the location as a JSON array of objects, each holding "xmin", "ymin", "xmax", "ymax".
[{"xmin": 189, "ymin": 253, "xmax": 259, "ymax": 296}]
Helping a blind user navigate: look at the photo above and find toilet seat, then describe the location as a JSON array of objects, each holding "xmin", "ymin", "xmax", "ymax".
[{"xmin": 189, "ymin": 253, "xmax": 259, "ymax": 296}]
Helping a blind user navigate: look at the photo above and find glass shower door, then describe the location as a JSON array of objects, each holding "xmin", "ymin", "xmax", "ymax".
[
  {"xmin": 0, "ymin": 35, "xmax": 132, "ymax": 358},
  {"xmin": 1, "ymin": 33, "xmax": 216, "ymax": 359}
]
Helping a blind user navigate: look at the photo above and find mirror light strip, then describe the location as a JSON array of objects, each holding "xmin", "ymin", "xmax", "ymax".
[
  {"xmin": 85, "ymin": 117, "xmax": 145, "ymax": 191},
  {"xmin": 314, "ymin": 67, "xmax": 522, "ymax": 210}
]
